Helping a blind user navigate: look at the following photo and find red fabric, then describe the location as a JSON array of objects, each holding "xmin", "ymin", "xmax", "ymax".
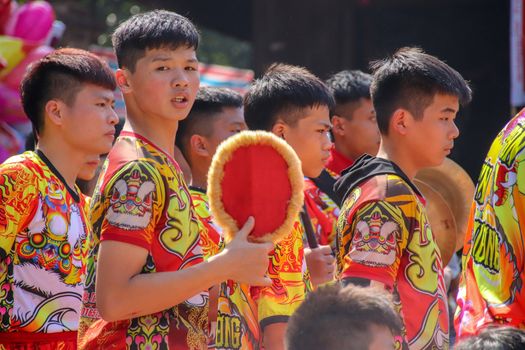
[
  {"xmin": 325, "ymin": 146, "xmax": 354, "ymax": 176},
  {"xmin": 303, "ymin": 186, "xmax": 334, "ymax": 246},
  {"xmin": 221, "ymin": 144, "xmax": 292, "ymax": 239},
  {"xmin": 0, "ymin": 331, "xmax": 76, "ymax": 349}
]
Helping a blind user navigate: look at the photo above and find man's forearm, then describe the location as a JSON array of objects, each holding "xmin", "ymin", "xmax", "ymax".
[{"xmin": 97, "ymin": 253, "xmax": 231, "ymax": 322}]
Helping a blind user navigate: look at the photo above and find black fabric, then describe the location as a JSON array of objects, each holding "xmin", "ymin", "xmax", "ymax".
[
  {"xmin": 299, "ymin": 204, "xmax": 318, "ymax": 249},
  {"xmin": 189, "ymin": 185, "xmax": 206, "ymax": 194},
  {"xmin": 309, "ymin": 169, "xmax": 342, "ymax": 207},
  {"xmin": 260, "ymin": 315, "xmax": 290, "ymax": 329},
  {"xmin": 341, "ymin": 277, "xmax": 371, "ymax": 288},
  {"xmin": 36, "ymin": 149, "xmax": 80, "ymax": 203},
  {"xmin": 333, "ymin": 154, "xmax": 421, "ymax": 203}
]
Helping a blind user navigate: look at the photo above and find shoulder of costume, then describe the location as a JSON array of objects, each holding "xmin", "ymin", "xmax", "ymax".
[{"xmin": 1, "ymin": 151, "xmax": 46, "ymax": 185}]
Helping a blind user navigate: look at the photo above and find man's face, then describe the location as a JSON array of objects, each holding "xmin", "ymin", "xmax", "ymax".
[
  {"xmin": 332, "ymin": 98, "xmax": 380, "ymax": 159},
  {"xmin": 368, "ymin": 324, "xmax": 396, "ymax": 350},
  {"xmin": 122, "ymin": 46, "xmax": 200, "ymax": 122},
  {"xmin": 205, "ymin": 106, "xmax": 247, "ymax": 157},
  {"xmin": 60, "ymin": 84, "xmax": 118, "ymax": 155},
  {"xmin": 406, "ymin": 93, "xmax": 460, "ymax": 169},
  {"xmin": 77, "ymin": 154, "xmax": 102, "ymax": 181},
  {"xmin": 277, "ymin": 105, "xmax": 332, "ymax": 178}
]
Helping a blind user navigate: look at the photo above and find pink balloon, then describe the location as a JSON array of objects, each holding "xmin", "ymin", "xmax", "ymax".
[
  {"xmin": 5, "ymin": 1, "xmax": 54, "ymax": 46},
  {"xmin": 0, "ymin": 82, "xmax": 27, "ymax": 124},
  {"xmin": 4, "ymin": 45, "xmax": 53, "ymax": 89}
]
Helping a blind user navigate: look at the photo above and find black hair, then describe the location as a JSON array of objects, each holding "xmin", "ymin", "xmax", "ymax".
[
  {"xmin": 326, "ymin": 69, "xmax": 371, "ymax": 103},
  {"xmin": 176, "ymin": 86, "xmax": 243, "ymax": 159},
  {"xmin": 20, "ymin": 48, "xmax": 116, "ymax": 135},
  {"xmin": 370, "ymin": 47, "xmax": 472, "ymax": 134},
  {"xmin": 112, "ymin": 10, "xmax": 199, "ymax": 72},
  {"xmin": 244, "ymin": 63, "xmax": 335, "ymax": 131},
  {"xmin": 455, "ymin": 326, "xmax": 525, "ymax": 350},
  {"xmin": 285, "ymin": 284, "xmax": 403, "ymax": 350}
]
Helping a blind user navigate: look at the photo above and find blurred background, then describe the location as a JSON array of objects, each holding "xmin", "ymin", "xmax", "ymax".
[{"xmin": 0, "ymin": 0, "xmax": 516, "ymax": 181}]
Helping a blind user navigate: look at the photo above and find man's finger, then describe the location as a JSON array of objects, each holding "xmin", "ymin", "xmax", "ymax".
[
  {"xmin": 261, "ymin": 242, "xmax": 274, "ymax": 252},
  {"xmin": 235, "ymin": 216, "xmax": 255, "ymax": 240},
  {"xmin": 318, "ymin": 245, "xmax": 332, "ymax": 254},
  {"xmin": 322, "ymin": 255, "xmax": 336, "ymax": 264},
  {"xmin": 250, "ymin": 276, "xmax": 273, "ymax": 287}
]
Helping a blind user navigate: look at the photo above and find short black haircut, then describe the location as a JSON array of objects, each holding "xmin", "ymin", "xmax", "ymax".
[
  {"xmin": 176, "ymin": 86, "xmax": 243, "ymax": 160},
  {"xmin": 326, "ymin": 70, "xmax": 372, "ymax": 111},
  {"xmin": 285, "ymin": 284, "xmax": 403, "ymax": 350},
  {"xmin": 370, "ymin": 47, "xmax": 472, "ymax": 135},
  {"xmin": 244, "ymin": 63, "xmax": 335, "ymax": 131},
  {"xmin": 112, "ymin": 10, "xmax": 199, "ymax": 72},
  {"xmin": 455, "ymin": 326, "xmax": 525, "ymax": 350},
  {"xmin": 20, "ymin": 48, "xmax": 116, "ymax": 135}
]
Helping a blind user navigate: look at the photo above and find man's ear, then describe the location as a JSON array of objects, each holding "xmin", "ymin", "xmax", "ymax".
[
  {"xmin": 44, "ymin": 99, "xmax": 64, "ymax": 127},
  {"xmin": 190, "ymin": 134, "xmax": 211, "ymax": 157},
  {"xmin": 331, "ymin": 115, "xmax": 345, "ymax": 136},
  {"xmin": 115, "ymin": 69, "xmax": 131, "ymax": 93},
  {"xmin": 271, "ymin": 120, "xmax": 288, "ymax": 140},
  {"xmin": 390, "ymin": 109, "xmax": 413, "ymax": 136}
]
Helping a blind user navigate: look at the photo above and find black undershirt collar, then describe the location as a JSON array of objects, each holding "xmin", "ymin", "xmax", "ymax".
[
  {"xmin": 36, "ymin": 149, "xmax": 80, "ymax": 203},
  {"xmin": 189, "ymin": 185, "xmax": 206, "ymax": 194}
]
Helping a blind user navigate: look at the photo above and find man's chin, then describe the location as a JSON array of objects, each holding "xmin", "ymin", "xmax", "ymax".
[
  {"xmin": 304, "ymin": 167, "xmax": 323, "ymax": 179},
  {"xmin": 426, "ymin": 156, "xmax": 446, "ymax": 169}
]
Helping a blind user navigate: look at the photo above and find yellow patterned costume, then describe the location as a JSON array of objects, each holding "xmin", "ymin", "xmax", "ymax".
[
  {"xmin": 0, "ymin": 151, "xmax": 88, "ymax": 348},
  {"xmin": 190, "ymin": 187, "xmax": 311, "ymax": 349},
  {"xmin": 455, "ymin": 109, "xmax": 525, "ymax": 337}
]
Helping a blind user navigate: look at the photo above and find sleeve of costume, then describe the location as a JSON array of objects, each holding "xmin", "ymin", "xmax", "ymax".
[
  {"xmin": 0, "ymin": 162, "xmax": 37, "ymax": 259},
  {"xmin": 251, "ymin": 221, "xmax": 306, "ymax": 329},
  {"xmin": 191, "ymin": 194, "xmax": 221, "ymax": 260},
  {"xmin": 99, "ymin": 160, "xmax": 165, "ymax": 250},
  {"xmin": 338, "ymin": 199, "xmax": 409, "ymax": 290},
  {"xmin": 304, "ymin": 189, "xmax": 337, "ymax": 247},
  {"xmin": 515, "ymin": 157, "xmax": 525, "ymax": 228}
]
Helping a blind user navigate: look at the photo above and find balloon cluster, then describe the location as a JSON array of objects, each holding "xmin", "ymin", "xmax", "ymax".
[{"xmin": 0, "ymin": 0, "xmax": 63, "ymax": 162}]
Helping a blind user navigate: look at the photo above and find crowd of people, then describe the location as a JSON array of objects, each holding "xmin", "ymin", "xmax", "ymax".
[{"xmin": 1, "ymin": 8, "xmax": 525, "ymax": 350}]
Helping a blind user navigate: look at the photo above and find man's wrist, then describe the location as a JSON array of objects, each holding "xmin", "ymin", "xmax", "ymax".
[{"xmin": 206, "ymin": 250, "xmax": 232, "ymax": 283}]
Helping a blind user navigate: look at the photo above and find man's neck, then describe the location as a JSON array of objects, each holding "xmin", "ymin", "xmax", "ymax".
[
  {"xmin": 37, "ymin": 136, "xmax": 86, "ymax": 189},
  {"xmin": 376, "ymin": 139, "xmax": 418, "ymax": 180},
  {"xmin": 123, "ymin": 114, "xmax": 177, "ymax": 157},
  {"xmin": 333, "ymin": 139, "xmax": 355, "ymax": 161},
  {"xmin": 190, "ymin": 168, "xmax": 208, "ymax": 191}
]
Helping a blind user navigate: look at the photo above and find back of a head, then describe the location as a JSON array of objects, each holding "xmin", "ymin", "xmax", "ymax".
[
  {"xmin": 112, "ymin": 10, "xmax": 199, "ymax": 71},
  {"xmin": 326, "ymin": 70, "xmax": 372, "ymax": 111},
  {"xmin": 244, "ymin": 63, "xmax": 334, "ymax": 131},
  {"xmin": 370, "ymin": 47, "xmax": 472, "ymax": 134},
  {"xmin": 20, "ymin": 48, "xmax": 116, "ymax": 135},
  {"xmin": 455, "ymin": 326, "xmax": 525, "ymax": 350},
  {"xmin": 285, "ymin": 284, "xmax": 402, "ymax": 350},
  {"xmin": 176, "ymin": 86, "xmax": 243, "ymax": 159}
]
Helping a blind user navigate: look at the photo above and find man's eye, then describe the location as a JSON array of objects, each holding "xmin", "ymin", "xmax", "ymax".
[
  {"xmin": 156, "ymin": 66, "xmax": 169, "ymax": 71},
  {"xmin": 186, "ymin": 66, "xmax": 198, "ymax": 71}
]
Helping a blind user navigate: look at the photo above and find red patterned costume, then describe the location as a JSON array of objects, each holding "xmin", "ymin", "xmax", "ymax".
[
  {"xmin": 335, "ymin": 155, "xmax": 450, "ymax": 350},
  {"xmin": 78, "ymin": 132, "xmax": 208, "ymax": 350}
]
